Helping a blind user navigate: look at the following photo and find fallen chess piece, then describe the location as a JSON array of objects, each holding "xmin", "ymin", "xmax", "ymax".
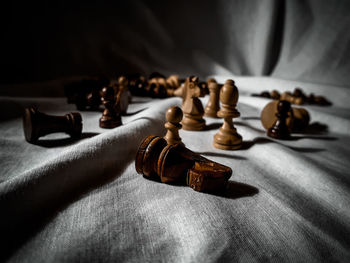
[
  {"xmin": 23, "ymin": 107, "xmax": 82, "ymax": 143},
  {"xmin": 214, "ymin": 79, "xmax": 242, "ymax": 150},
  {"xmin": 261, "ymin": 100, "xmax": 310, "ymax": 134},
  {"xmin": 136, "ymin": 105, "xmax": 232, "ymax": 192},
  {"xmin": 135, "ymin": 135, "xmax": 232, "ymax": 192},
  {"xmin": 252, "ymin": 87, "xmax": 331, "ymax": 106}
]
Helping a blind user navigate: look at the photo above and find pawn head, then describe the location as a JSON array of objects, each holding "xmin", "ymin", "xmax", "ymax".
[
  {"xmin": 277, "ymin": 100, "xmax": 291, "ymax": 113},
  {"xmin": 166, "ymin": 106, "xmax": 183, "ymax": 123}
]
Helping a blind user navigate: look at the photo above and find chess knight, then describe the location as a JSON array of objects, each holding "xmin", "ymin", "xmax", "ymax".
[{"xmin": 181, "ymin": 76, "xmax": 206, "ymax": 131}]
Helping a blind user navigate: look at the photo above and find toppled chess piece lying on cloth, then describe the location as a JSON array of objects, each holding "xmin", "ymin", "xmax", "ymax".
[{"xmin": 135, "ymin": 106, "xmax": 232, "ymax": 193}]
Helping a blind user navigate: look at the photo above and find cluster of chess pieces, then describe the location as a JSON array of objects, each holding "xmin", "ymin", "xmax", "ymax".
[
  {"xmin": 252, "ymin": 87, "xmax": 331, "ymax": 106},
  {"xmin": 64, "ymin": 73, "xmax": 208, "ymax": 111},
  {"xmin": 22, "ymin": 75, "xmax": 318, "ymax": 193}
]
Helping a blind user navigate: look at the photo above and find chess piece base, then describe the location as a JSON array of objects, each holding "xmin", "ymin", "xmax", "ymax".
[
  {"xmin": 99, "ymin": 117, "xmax": 122, "ymax": 129},
  {"xmin": 182, "ymin": 115, "xmax": 206, "ymax": 131},
  {"xmin": 267, "ymin": 127, "xmax": 290, "ymax": 140},
  {"xmin": 213, "ymin": 128, "xmax": 242, "ymax": 150}
]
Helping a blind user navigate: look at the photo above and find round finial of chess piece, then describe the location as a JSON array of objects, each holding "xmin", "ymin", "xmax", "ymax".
[
  {"xmin": 100, "ymin": 86, "xmax": 122, "ymax": 128},
  {"xmin": 213, "ymin": 79, "xmax": 242, "ymax": 150},
  {"xmin": 164, "ymin": 106, "xmax": 183, "ymax": 145},
  {"xmin": 23, "ymin": 107, "xmax": 82, "ymax": 143},
  {"xmin": 267, "ymin": 100, "xmax": 291, "ymax": 140}
]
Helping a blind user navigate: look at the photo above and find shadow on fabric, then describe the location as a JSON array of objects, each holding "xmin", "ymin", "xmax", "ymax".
[
  {"xmin": 0, "ymin": 149, "xmax": 130, "ymax": 261},
  {"xmin": 34, "ymin": 132, "xmax": 100, "ymax": 147}
]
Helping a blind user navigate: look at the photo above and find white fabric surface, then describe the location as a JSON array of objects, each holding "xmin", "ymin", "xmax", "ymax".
[{"xmin": 1, "ymin": 76, "xmax": 350, "ymax": 262}]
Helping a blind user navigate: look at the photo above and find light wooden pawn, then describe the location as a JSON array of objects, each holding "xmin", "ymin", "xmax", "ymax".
[
  {"xmin": 213, "ymin": 79, "xmax": 242, "ymax": 150},
  {"xmin": 164, "ymin": 106, "xmax": 183, "ymax": 145}
]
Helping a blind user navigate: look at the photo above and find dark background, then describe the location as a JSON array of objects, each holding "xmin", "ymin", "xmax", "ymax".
[{"xmin": 1, "ymin": 0, "xmax": 350, "ymax": 87}]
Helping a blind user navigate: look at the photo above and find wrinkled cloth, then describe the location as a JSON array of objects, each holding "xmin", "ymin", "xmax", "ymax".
[{"xmin": 1, "ymin": 76, "xmax": 350, "ymax": 262}]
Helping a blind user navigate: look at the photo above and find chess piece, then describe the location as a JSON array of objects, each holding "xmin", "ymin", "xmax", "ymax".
[
  {"xmin": 252, "ymin": 91, "xmax": 270, "ymax": 98},
  {"xmin": 214, "ymin": 79, "xmax": 242, "ymax": 150},
  {"xmin": 117, "ymin": 76, "xmax": 130, "ymax": 115},
  {"xmin": 23, "ymin": 107, "xmax": 82, "ymax": 143},
  {"xmin": 267, "ymin": 100, "xmax": 291, "ymax": 139},
  {"xmin": 280, "ymin": 91, "xmax": 294, "ymax": 104},
  {"xmin": 135, "ymin": 135, "xmax": 232, "ymax": 192},
  {"xmin": 127, "ymin": 74, "xmax": 148, "ymax": 96},
  {"xmin": 292, "ymin": 88, "xmax": 306, "ymax": 105},
  {"xmin": 164, "ymin": 106, "xmax": 183, "ymax": 145},
  {"xmin": 270, "ymin": 90, "xmax": 280, "ymax": 100},
  {"xmin": 181, "ymin": 76, "xmax": 206, "ymax": 131},
  {"xmin": 99, "ymin": 86, "xmax": 122, "ymax": 128},
  {"xmin": 166, "ymin": 75, "xmax": 182, "ymax": 97},
  {"xmin": 204, "ymin": 78, "xmax": 220, "ymax": 118},
  {"xmin": 64, "ymin": 77, "xmax": 108, "ymax": 110},
  {"xmin": 146, "ymin": 72, "xmax": 167, "ymax": 98},
  {"xmin": 261, "ymin": 100, "xmax": 310, "ymax": 132}
]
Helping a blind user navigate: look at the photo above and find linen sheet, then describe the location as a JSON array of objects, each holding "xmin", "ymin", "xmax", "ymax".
[{"xmin": 1, "ymin": 76, "xmax": 349, "ymax": 262}]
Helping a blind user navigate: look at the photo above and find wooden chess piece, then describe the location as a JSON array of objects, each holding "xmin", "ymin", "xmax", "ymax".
[
  {"xmin": 261, "ymin": 100, "xmax": 310, "ymax": 132},
  {"xmin": 280, "ymin": 91, "xmax": 294, "ymax": 104},
  {"xmin": 99, "ymin": 86, "xmax": 122, "ymax": 128},
  {"xmin": 213, "ymin": 79, "xmax": 242, "ymax": 150},
  {"xmin": 135, "ymin": 135, "xmax": 232, "ymax": 192},
  {"xmin": 267, "ymin": 100, "xmax": 291, "ymax": 139},
  {"xmin": 127, "ymin": 74, "xmax": 147, "ymax": 96},
  {"xmin": 164, "ymin": 106, "xmax": 183, "ymax": 145},
  {"xmin": 292, "ymin": 88, "xmax": 306, "ymax": 105},
  {"xmin": 64, "ymin": 77, "xmax": 108, "ymax": 110},
  {"xmin": 23, "ymin": 107, "xmax": 82, "ymax": 143},
  {"xmin": 270, "ymin": 90, "xmax": 280, "ymax": 100},
  {"xmin": 117, "ymin": 76, "xmax": 130, "ymax": 115},
  {"xmin": 204, "ymin": 78, "xmax": 220, "ymax": 118},
  {"xmin": 181, "ymin": 76, "xmax": 206, "ymax": 131}
]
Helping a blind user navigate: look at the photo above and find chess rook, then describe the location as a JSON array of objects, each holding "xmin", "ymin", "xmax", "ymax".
[
  {"xmin": 164, "ymin": 106, "xmax": 183, "ymax": 145},
  {"xmin": 100, "ymin": 86, "xmax": 122, "ymax": 129},
  {"xmin": 214, "ymin": 79, "xmax": 242, "ymax": 150},
  {"xmin": 181, "ymin": 76, "xmax": 206, "ymax": 131},
  {"xmin": 204, "ymin": 78, "xmax": 220, "ymax": 118},
  {"xmin": 23, "ymin": 107, "xmax": 82, "ymax": 143},
  {"xmin": 267, "ymin": 100, "xmax": 291, "ymax": 139}
]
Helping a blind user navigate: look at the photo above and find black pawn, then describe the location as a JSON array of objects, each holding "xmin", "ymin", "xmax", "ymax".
[
  {"xmin": 267, "ymin": 100, "xmax": 291, "ymax": 140},
  {"xmin": 99, "ymin": 86, "xmax": 122, "ymax": 128}
]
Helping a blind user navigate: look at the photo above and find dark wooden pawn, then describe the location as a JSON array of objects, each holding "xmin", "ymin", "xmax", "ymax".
[
  {"xmin": 23, "ymin": 108, "xmax": 82, "ymax": 143},
  {"xmin": 99, "ymin": 86, "xmax": 122, "ymax": 128},
  {"xmin": 267, "ymin": 100, "xmax": 291, "ymax": 139}
]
